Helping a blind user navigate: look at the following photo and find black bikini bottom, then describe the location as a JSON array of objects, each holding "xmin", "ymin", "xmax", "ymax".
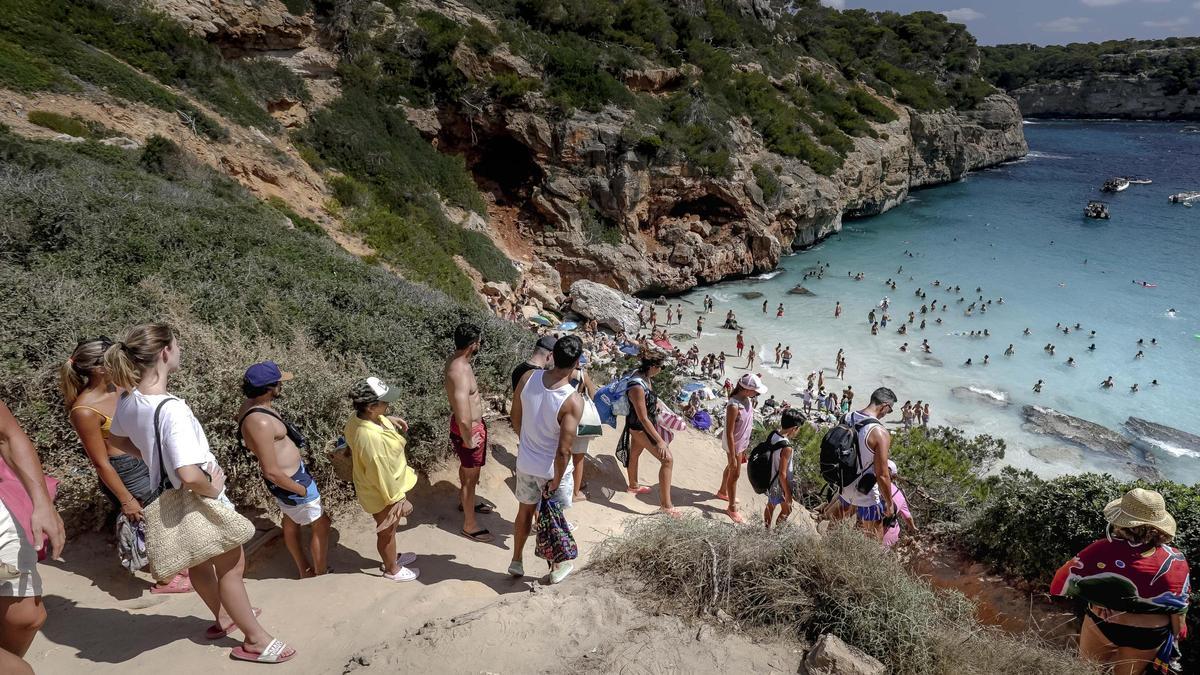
[{"xmin": 1085, "ymin": 608, "xmax": 1170, "ymax": 650}]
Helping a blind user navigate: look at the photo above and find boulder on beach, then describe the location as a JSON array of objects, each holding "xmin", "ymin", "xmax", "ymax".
[
  {"xmin": 800, "ymin": 634, "xmax": 886, "ymax": 675},
  {"xmin": 1020, "ymin": 405, "xmax": 1137, "ymax": 461},
  {"xmin": 1124, "ymin": 417, "xmax": 1200, "ymax": 458},
  {"xmin": 741, "ymin": 291, "xmax": 764, "ymax": 300},
  {"xmin": 569, "ymin": 279, "xmax": 641, "ymax": 335},
  {"xmin": 788, "ymin": 285, "xmax": 815, "ymax": 295}
]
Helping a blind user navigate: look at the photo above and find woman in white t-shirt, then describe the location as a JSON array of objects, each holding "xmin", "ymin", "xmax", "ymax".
[{"xmin": 105, "ymin": 323, "xmax": 294, "ymax": 664}]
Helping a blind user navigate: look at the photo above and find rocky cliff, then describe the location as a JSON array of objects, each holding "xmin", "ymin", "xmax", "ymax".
[
  {"xmin": 426, "ymin": 82, "xmax": 1026, "ymax": 296},
  {"xmin": 1011, "ymin": 76, "xmax": 1200, "ymax": 120}
]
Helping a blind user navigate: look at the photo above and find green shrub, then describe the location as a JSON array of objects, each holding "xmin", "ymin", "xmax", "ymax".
[
  {"xmin": 752, "ymin": 163, "xmax": 781, "ymax": 204},
  {"xmin": 848, "ymin": 87, "xmax": 898, "ymax": 123},
  {"xmin": 461, "ymin": 230, "xmax": 518, "ymax": 284},
  {"xmin": 489, "ymin": 72, "xmax": 540, "ymax": 104},
  {"xmin": 27, "ymin": 111, "xmax": 95, "ymax": 139},
  {"xmin": 267, "ymin": 196, "xmax": 324, "ymax": 237},
  {"xmin": 0, "ymin": 38, "xmax": 69, "ymax": 92},
  {"xmin": 544, "ymin": 35, "xmax": 634, "ymax": 113},
  {"xmin": 581, "ymin": 201, "xmax": 624, "ymax": 245},
  {"xmin": 595, "ymin": 518, "xmax": 1093, "ymax": 675},
  {"xmin": 0, "ymin": 128, "xmax": 526, "ymax": 533}
]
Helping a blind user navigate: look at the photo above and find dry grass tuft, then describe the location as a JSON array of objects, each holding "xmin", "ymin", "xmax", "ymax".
[{"xmin": 594, "ymin": 518, "xmax": 1095, "ymax": 675}]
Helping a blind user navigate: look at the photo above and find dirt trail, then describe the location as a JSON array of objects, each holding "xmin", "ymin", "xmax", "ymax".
[{"xmin": 25, "ymin": 423, "xmax": 783, "ymax": 673}]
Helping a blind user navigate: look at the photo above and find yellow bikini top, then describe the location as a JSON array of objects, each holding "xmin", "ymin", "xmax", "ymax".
[{"xmin": 71, "ymin": 405, "xmax": 112, "ymax": 439}]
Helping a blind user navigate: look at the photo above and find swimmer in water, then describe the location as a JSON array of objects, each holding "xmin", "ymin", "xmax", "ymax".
[
  {"xmin": 1137, "ymin": 338, "xmax": 1144, "ymax": 346},
  {"xmin": 1101, "ymin": 376, "xmax": 1114, "ymax": 389},
  {"xmin": 1023, "ymin": 328, "xmax": 1031, "ymax": 336},
  {"xmin": 1135, "ymin": 351, "xmax": 1144, "ymax": 359},
  {"xmin": 1066, "ymin": 357, "xmax": 1076, "ymax": 367},
  {"xmin": 1088, "ymin": 343, "xmax": 1096, "ymax": 351},
  {"xmin": 899, "ymin": 343, "xmax": 908, "ymax": 352},
  {"xmin": 1049, "ymin": 345, "xmax": 1056, "ymax": 355},
  {"xmin": 1130, "ymin": 383, "xmax": 1139, "ymax": 393},
  {"xmin": 964, "ymin": 358, "xmax": 972, "ymax": 367},
  {"xmin": 983, "ymin": 355, "xmax": 990, "ymax": 365},
  {"xmin": 1152, "ymin": 379, "xmax": 1159, "ymax": 386},
  {"xmin": 1151, "ymin": 338, "xmax": 1157, "ymax": 346},
  {"xmin": 1033, "ymin": 380, "xmax": 1044, "ymax": 393},
  {"xmin": 1004, "ymin": 344, "xmax": 1014, "ymax": 356}
]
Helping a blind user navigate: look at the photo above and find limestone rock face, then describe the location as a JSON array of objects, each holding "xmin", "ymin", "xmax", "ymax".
[
  {"xmin": 799, "ymin": 634, "xmax": 886, "ymax": 675},
  {"xmin": 1012, "ymin": 75, "xmax": 1200, "ymax": 121},
  {"xmin": 473, "ymin": 89, "xmax": 1025, "ymax": 295},
  {"xmin": 568, "ymin": 280, "xmax": 642, "ymax": 335},
  {"xmin": 147, "ymin": 0, "xmax": 312, "ymax": 51}
]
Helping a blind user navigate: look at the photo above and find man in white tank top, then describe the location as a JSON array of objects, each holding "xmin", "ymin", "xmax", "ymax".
[
  {"xmin": 830, "ymin": 387, "xmax": 897, "ymax": 541},
  {"xmin": 509, "ymin": 336, "xmax": 584, "ymax": 583}
]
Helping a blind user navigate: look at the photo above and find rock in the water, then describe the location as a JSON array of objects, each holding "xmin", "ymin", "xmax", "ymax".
[
  {"xmin": 741, "ymin": 291, "xmax": 764, "ymax": 300},
  {"xmin": 569, "ymin": 279, "xmax": 641, "ymax": 335},
  {"xmin": 1124, "ymin": 417, "xmax": 1200, "ymax": 458},
  {"xmin": 951, "ymin": 386, "xmax": 1009, "ymax": 407},
  {"xmin": 788, "ymin": 285, "xmax": 815, "ymax": 296},
  {"xmin": 800, "ymin": 634, "xmax": 885, "ymax": 675},
  {"xmin": 1021, "ymin": 406, "xmax": 1135, "ymax": 461}
]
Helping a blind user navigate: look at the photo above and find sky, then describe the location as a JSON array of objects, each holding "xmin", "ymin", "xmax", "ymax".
[{"xmin": 826, "ymin": 0, "xmax": 1200, "ymax": 45}]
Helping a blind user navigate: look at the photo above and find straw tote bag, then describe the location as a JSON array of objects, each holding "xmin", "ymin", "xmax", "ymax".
[{"xmin": 141, "ymin": 398, "xmax": 254, "ymax": 582}]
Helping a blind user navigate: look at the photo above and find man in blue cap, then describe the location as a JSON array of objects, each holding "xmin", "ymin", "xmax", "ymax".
[{"xmin": 237, "ymin": 361, "xmax": 331, "ymax": 578}]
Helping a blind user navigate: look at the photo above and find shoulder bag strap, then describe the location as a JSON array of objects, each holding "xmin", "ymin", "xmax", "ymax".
[{"xmin": 152, "ymin": 397, "xmax": 177, "ymax": 493}]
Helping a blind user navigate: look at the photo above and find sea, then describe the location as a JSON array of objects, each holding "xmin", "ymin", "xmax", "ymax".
[{"xmin": 681, "ymin": 121, "xmax": 1200, "ymax": 482}]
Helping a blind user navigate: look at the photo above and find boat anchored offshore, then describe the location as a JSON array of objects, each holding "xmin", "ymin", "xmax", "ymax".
[
  {"xmin": 1101, "ymin": 177, "xmax": 1130, "ymax": 193},
  {"xmin": 1168, "ymin": 191, "xmax": 1200, "ymax": 204},
  {"xmin": 1122, "ymin": 177, "xmax": 1152, "ymax": 185},
  {"xmin": 1085, "ymin": 201, "xmax": 1110, "ymax": 219}
]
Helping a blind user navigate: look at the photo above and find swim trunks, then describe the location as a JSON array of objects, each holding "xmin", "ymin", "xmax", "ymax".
[
  {"xmin": 450, "ymin": 415, "xmax": 488, "ymax": 469},
  {"xmin": 0, "ymin": 500, "xmax": 41, "ymax": 598},
  {"xmin": 267, "ymin": 462, "xmax": 324, "ymax": 525}
]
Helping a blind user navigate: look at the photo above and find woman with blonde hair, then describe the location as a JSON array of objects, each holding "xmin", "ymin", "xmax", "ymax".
[
  {"xmin": 105, "ymin": 323, "xmax": 294, "ymax": 663},
  {"xmin": 1051, "ymin": 488, "xmax": 1190, "ymax": 675},
  {"xmin": 59, "ymin": 337, "xmax": 190, "ymax": 594}
]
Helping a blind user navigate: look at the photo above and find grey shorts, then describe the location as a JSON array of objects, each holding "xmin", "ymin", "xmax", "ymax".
[{"xmin": 514, "ymin": 468, "xmax": 573, "ymax": 508}]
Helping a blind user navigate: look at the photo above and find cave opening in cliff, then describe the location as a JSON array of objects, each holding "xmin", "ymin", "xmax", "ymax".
[
  {"xmin": 666, "ymin": 194, "xmax": 742, "ymax": 226},
  {"xmin": 463, "ymin": 134, "xmax": 544, "ymax": 205}
]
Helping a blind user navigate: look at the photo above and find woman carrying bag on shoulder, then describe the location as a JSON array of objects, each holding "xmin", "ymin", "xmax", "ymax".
[
  {"xmin": 570, "ymin": 354, "xmax": 601, "ymax": 503},
  {"xmin": 105, "ymin": 323, "xmax": 294, "ymax": 664}
]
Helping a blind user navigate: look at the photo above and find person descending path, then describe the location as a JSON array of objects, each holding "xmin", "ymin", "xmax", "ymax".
[
  {"xmin": 617, "ymin": 356, "xmax": 678, "ymax": 516},
  {"xmin": 237, "ymin": 362, "xmax": 331, "ymax": 578},
  {"xmin": 0, "ymin": 401, "xmax": 66, "ymax": 675},
  {"xmin": 763, "ymin": 409, "xmax": 806, "ymax": 529},
  {"xmin": 59, "ymin": 337, "xmax": 190, "ymax": 594},
  {"xmin": 345, "ymin": 377, "xmax": 421, "ymax": 583},
  {"xmin": 106, "ymin": 323, "xmax": 294, "ymax": 663},
  {"xmin": 445, "ymin": 324, "xmax": 493, "ymax": 543},
  {"xmin": 717, "ymin": 374, "xmax": 767, "ymax": 524},
  {"xmin": 827, "ymin": 387, "xmax": 898, "ymax": 541},
  {"xmin": 509, "ymin": 337, "xmax": 584, "ymax": 583}
]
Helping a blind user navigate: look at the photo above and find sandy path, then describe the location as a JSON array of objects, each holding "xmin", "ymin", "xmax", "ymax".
[{"xmin": 25, "ymin": 422, "xmax": 774, "ymax": 673}]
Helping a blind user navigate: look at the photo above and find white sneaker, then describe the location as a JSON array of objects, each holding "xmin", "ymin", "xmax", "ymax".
[
  {"xmin": 508, "ymin": 560, "xmax": 524, "ymax": 578},
  {"xmin": 384, "ymin": 566, "xmax": 419, "ymax": 582},
  {"xmin": 550, "ymin": 561, "xmax": 574, "ymax": 584}
]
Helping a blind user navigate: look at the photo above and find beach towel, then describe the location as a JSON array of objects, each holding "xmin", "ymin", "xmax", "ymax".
[
  {"xmin": 1050, "ymin": 537, "xmax": 1191, "ymax": 625},
  {"xmin": 691, "ymin": 410, "xmax": 713, "ymax": 431},
  {"xmin": 654, "ymin": 407, "xmax": 687, "ymax": 445}
]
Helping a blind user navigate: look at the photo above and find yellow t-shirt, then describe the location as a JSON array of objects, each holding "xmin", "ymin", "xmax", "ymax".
[{"xmin": 344, "ymin": 414, "xmax": 418, "ymax": 515}]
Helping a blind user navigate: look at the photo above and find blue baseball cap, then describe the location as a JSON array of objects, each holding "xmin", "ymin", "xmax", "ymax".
[{"xmin": 244, "ymin": 361, "xmax": 293, "ymax": 387}]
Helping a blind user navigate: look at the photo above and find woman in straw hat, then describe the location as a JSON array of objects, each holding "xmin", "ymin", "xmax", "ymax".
[{"xmin": 1050, "ymin": 488, "xmax": 1190, "ymax": 674}]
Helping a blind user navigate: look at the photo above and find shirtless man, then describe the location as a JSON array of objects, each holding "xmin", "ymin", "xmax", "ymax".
[
  {"xmin": 444, "ymin": 323, "xmax": 492, "ymax": 543},
  {"xmin": 238, "ymin": 362, "xmax": 331, "ymax": 578}
]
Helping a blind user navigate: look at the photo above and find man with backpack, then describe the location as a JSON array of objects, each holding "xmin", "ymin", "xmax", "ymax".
[
  {"xmin": 746, "ymin": 409, "xmax": 806, "ymax": 529},
  {"xmin": 819, "ymin": 387, "xmax": 898, "ymax": 540}
]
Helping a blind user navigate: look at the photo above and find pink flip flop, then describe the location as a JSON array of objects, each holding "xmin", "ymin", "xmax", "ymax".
[
  {"xmin": 206, "ymin": 607, "xmax": 262, "ymax": 640},
  {"xmin": 149, "ymin": 572, "xmax": 192, "ymax": 595},
  {"xmin": 230, "ymin": 639, "xmax": 295, "ymax": 664}
]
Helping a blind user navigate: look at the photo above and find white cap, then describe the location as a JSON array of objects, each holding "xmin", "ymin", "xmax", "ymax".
[
  {"xmin": 737, "ymin": 373, "xmax": 768, "ymax": 395},
  {"xmin": 887, "ymin": 460, "xmax": 898, "ymax": 475}
]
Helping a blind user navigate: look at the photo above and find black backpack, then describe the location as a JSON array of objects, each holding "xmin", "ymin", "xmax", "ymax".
[
  {"xmin": 747, "ymin": 433, "xmax": 790, "ymax": 494},
  {"xmin": 819, "ymin": 415, "xmax": 878, "ymax": 489}
]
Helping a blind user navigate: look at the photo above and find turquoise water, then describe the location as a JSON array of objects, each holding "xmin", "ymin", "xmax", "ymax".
[{"xmin": 683, "ymin": 121, "xmax": 1200, "ymax": 480}]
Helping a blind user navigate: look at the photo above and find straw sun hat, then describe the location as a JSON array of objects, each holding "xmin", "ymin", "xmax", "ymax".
[{"xmin": 1103, "ymin": 488, "xmax": 1176, "ymax": 538}]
